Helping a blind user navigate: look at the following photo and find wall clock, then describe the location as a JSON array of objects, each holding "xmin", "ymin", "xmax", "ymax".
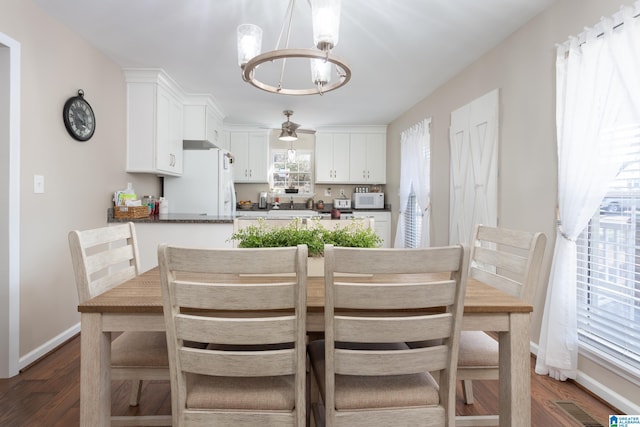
[{"xmin": 63, "ymin": 89, "xmax": 96, "ymax": 141}]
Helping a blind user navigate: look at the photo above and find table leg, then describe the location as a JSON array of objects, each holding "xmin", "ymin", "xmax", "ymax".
[
  {"xmin": 499, "ymin": 312, "xmax": 531, "ymax": 427},
  {"xmin": 80, "ymin": 313, "xmax": 111, "ymax": 426}
]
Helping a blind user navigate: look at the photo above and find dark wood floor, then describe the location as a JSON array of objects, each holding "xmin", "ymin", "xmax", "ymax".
[{"xmin": 0, "ymin": 334, "xmax": 619, "ymax": 426}]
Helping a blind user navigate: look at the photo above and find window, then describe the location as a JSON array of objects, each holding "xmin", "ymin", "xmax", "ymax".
[
  {"xmin": 576, "ymin": 125, "xmax": 640, "ymax": 377},
  {"xmin": 404, "ymin": 191, "xmax": 423, "ymax": 248},
  {"xmin": 270, "ymin": 149, "xmax": 313, "ymax": 195}
]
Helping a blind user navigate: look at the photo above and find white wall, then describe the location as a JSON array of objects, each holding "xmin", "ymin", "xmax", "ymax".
[
  {"xmin": 0, "ymin": 0, "xmax": 160, "ymax": 367},
  {"xmin": 387, "ymin": 0, "xmax": 638, "ymax": 411}
]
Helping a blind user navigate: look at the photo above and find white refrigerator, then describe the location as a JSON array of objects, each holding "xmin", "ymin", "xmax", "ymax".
[{"xmin": 163, "ymin": 149, "xmax": 236, "ymax": 216}]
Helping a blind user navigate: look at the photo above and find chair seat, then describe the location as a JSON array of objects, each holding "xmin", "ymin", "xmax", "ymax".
[
  {"xmin": 458, "ymin": 331, "xmax": 499, "ymax": 367},
  {"xmin": 111, "ymin": 331, "xmax": 169, "ymax": 367},
  {"xmin": 308, "ymin": 340, "xmax": 440, "ymax": 410},
  {"xmin": 185, "ymin": 373, "xmax": 295, "ymax": 411}
]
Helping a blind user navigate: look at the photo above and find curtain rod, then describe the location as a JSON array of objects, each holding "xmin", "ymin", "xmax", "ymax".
[{"xmin": 559, "ymin": 5, "xmax": 639, "ymax": 53}]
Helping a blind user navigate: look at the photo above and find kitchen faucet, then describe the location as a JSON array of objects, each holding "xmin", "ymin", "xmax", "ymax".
[{"xmin": 290, "ymin": 197, "xmax": 294, "ymax": 209}]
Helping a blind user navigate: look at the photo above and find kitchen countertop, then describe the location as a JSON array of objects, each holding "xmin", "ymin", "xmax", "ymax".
[
  {"xmin": 107, "ymin": 204, "xmax": 392, "ymax": 224},
  {"xmin": 108, "ymin": 208, "xmax": 235, "ymax": 224}
]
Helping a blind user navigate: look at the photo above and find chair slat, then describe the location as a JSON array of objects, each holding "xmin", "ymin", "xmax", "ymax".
[
  {"xmin": 183, "ymin": 411, "xmax": 295, "ymax": 426},
  {"xmin": 174, "ymin": 281, "xmax": 296, "ymax": 310},
  {"xmin": 334, "ymin": 313, "xmax": 452, "ymax": 343},
  {"xmin": 334, "ymin": 407, "xmax": 445, "ymax": 427},
  {"xmin": 473, "ymin": 246, "xmax": 527, "ymax": 275},
  {"xmin": 179, "ymin": 347, "xmax": 296, "ymax": 377},
  {"xmin": 332, "ymin": 246, "xmax": 463, "ymax": 275},
  {"xmin": 85, "ymin": 244, "xmax": 135, "ymax": 275},
  {"xmin": 335, "ymin": 346, "xmax": 449, "ymax": 376},
  {"xmin": 334, "ymin": 281, "xmax": 456, "ymax": 309},
  {"xmin": 176, "ymin": 314, "xmax": 296, "ymax": 345}
]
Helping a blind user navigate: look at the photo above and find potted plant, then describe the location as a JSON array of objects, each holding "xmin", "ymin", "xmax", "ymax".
[{"xmin": 229, "ymin": 217, "xmax": 382, "ymax": 275}]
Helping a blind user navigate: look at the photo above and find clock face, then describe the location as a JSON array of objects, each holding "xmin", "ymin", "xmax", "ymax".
[{"xmin": 63, "ymin": 95, "xmax": 96, "ymax": 141}]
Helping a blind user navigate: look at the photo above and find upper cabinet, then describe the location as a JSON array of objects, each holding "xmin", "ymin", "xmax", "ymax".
[
  {"xmin": 349, "ymin": 132, "xmax": 386, "ymax": 183},
  {"xmin": 315, "ymin": 132, "xmax": 350, "ymax": 183},
  {"xmin": 315, "ymin": 127, "xmax": 386, "ymax": 184},
  {"xmin": 124, "ymin": 69, "xmax": 184, "ymax": 176},
  {"xmin": 183, "ymin": 95, "xmax": 224, "ymax": 147},
  {"xmin": 229, "ymin": 131, "xmax": 269, "ymax": 183}
]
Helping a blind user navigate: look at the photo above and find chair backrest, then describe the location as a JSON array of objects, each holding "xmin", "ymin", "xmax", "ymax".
[
  {"xmin": 68, "ymin": 222, "xmax": 141, "ymax": 303},
  {"xmin": 158, "ymin": 244, "xmax": 308, "ymax": 426},
  {"xmin": 469, "ymin": 224, "xmax": 546, "ymax": 304},
  {"xmin": 323, "ymin": 244, "xmax": 469, "ymax": 426}
]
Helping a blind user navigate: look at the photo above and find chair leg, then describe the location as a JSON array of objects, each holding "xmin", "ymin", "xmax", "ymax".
[
  {"xmin": 128, "ymin": 380, "xmax": 143, "ymax": 406},
  {"xmin": 462, "ymin": 379, "xmax": 475, "ymax": 404}
]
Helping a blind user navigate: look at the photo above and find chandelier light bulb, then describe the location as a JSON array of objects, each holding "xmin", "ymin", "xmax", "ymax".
[
  {"xmin": 311, "ymin": 0, "xmax": 341, "ymax": 51},
  {"xmin": 237, "ymin": 24, "xmax": 262, "ymax": 67}
]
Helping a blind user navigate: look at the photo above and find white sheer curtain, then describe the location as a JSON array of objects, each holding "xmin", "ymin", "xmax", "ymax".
[
  {"xmin": 536, "ymin": 2, "xmax": 640, "ymax": 381},
  {"xmin": 394, "ymin": 118, "xmax": 431, "ymax": 248}
]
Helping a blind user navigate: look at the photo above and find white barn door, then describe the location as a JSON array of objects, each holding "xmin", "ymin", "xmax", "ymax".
[{"xmin": 449, "ymin": 89, "xmax": 499, "ymax": 245}]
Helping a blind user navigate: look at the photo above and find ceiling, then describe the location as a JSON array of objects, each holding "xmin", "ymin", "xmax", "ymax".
[{"xmin": 33, "ymin": 0, "xmax": 557, "ymax": 130}]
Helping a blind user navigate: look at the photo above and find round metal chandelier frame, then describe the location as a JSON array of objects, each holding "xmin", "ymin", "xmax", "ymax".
[{"xmin": 241, "ymin": 48, "xmax": 351, "ymax": 96}]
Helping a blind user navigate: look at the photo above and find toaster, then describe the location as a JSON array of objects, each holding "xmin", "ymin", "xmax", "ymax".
[{"xmin": 333, "ymin": 198, "xmax": 351, "ymax": 209}]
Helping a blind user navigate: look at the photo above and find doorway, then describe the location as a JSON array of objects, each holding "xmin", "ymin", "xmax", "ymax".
[{"xmin": 0, "ymin": 32, "xmax": 21, "ymax": 378}]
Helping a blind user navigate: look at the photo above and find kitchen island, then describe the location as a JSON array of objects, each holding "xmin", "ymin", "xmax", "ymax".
[
  {"xmin": 107, "ymin": 204, "xmax": 392, "ymax": 270},
  {"xmin": 108, "ymin": 209, "xmax": 236, "ymax": 270}
]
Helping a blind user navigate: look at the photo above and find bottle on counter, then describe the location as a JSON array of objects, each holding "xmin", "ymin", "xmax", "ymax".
[{"xmin": 159, "ymin": 197, "xmax": 169, "ymax": 216}]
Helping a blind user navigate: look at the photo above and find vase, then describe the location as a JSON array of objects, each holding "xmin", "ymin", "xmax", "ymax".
[{"xmin": 307, "ymin": 257, "xmax": 324, "ymax": 277}]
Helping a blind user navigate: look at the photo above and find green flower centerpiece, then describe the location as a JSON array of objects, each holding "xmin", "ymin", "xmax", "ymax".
[{"xmin": 229, "ymin": 218, "xmax": 382, "ymax": 275}]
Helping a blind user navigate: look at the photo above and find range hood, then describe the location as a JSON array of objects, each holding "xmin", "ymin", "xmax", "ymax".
[{"xmin": 183, "ymin": 139, "xmax": 219, "ymax": 150}]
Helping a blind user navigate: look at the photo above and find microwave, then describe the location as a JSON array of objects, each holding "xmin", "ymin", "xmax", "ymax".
[{"xmin": 352, "ymin": 192, "xmax": 384, "ymax": 209}]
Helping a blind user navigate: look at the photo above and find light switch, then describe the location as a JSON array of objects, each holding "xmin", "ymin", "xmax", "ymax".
[{"xmin": 34, "ymin": 175, "xmax": 45, "ymax": 194}]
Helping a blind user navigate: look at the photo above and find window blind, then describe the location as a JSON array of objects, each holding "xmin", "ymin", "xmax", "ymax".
[
  {"xmin": 404, "ymin": 191, "xmax": 423, "ymax": 248},
  {"xmin": 576, "ymin": 125, "xmax": 640, "ymax": 374}
]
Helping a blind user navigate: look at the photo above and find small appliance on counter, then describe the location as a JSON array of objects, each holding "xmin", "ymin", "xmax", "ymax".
[
  {"xmin": 352, "ymin": 192, "xmax": 385, "ymax": 209},
  {"xmin": 259, "ymin": 192, "xmax": 268, "ymax": 209},
  {"xmin": 333, "ymin": 198, "xmax": 351, "ymax": 210}
]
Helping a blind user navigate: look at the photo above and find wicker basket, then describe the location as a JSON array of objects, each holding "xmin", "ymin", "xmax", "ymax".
[{"xmin": 113, "ymin": 205, "xmax": 149, "ymax": 219}]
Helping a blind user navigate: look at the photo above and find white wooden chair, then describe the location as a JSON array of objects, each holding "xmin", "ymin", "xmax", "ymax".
[
  {"xmin": 457, "ymin": 224, "xmax": 546, "ymax": 424},
  {"xmin": 308, "ymin": 244, "xmax": 470, "ymax": 427},
  {"xmin": 158, "ymin": 244, "xmax": 308, "ymax": 427},
  {"xmin": 68, "ymin": 222, "xmax": 170, "ymax": 426}
]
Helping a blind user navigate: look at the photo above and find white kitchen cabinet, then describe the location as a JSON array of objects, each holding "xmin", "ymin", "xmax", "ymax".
[
  {"xmin": 349, "ymin": 132, "xmax": 386, "ymax": 183},
  {"xmin": 352, "ymin": 211, "xmax": 391, "ymax": 248},
  {"xmin": 183, "ymin": 95, "xmax": 224, "ymax": 145},
  {"xmin": 315, "ymin": 132, "xmax": 350, "ymax": 183},
  {"xmin": 124, "ymin": 69, "xmax": 184, "ymax": 176},
  {"xmin": 230, "ymin": 131, "xmax": 269, "ymax": 183}
]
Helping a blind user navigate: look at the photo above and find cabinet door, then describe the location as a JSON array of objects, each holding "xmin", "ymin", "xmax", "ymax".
[
  {"xmin": 349, "ymin": 133, "xmax": 367, "ymax": 182},
  {"xmin": 230, "ymin": 132, "xmax": 250, "ymax": 182},
  {"xmin": 332, "ymin": 133, "xmax": 350, "ymax": 182},
  {"xmin": 155, "ymin": 87, "xmax": 173, "ymax": 173},
  {"xmin": 350, "ymin": 133, "xmax": 386, "ymax": 183},
  {"xmin": 230, "ymin": 132, "xmax": 268, "ymax": 183},
  {"xmin": 365, "ymin": 133, "xmax": 386, "ymax": 183},
  {"xmin": 247, "ymin": 132, "xmax": 268, "ymax": 183},
  {"xmin": 315, "ymin": 133, "xmax": 350, "ymax": 183},
  {"xmin": 315, "ymin": 133, "xmax": 335, "ymax": 182}
]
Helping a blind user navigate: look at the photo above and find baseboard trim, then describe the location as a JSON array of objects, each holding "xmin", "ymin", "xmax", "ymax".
[{"xmin": 19, "ymin": 322, "xmax": 80, "ymax": 371}]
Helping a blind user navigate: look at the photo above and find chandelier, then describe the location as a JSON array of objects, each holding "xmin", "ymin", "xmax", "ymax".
[{"xmin": 236, "ymin": 0, "xmax": 351, "ymax": 95}]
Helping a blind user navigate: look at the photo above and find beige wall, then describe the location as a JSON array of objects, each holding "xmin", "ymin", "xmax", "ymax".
[
  {"xmin": 387, "ymin": 0, "xmax": 638, "ymax": 409},
  {"xmin": 0, "ymin": 0, "xmax": 160, "ymax": 359}
]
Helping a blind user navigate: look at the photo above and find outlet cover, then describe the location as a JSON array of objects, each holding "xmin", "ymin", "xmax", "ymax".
[{"xmin": 324, "ymin": 188, "xmax": 332, "ymax": 197}]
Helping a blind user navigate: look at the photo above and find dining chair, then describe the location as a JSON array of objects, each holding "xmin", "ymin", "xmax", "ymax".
[
  {"xmin": 68, "ymin": 222, "xmax": 170, "ymax": 425},
  {"xmin": 308, "ymin": 244, "xmax": 470, "ymax": 427},
  {"xmin": 158, "ymin": 244, "xmax": 308, "ymax": 427},
  {"xmin": 457, "ymin": 224, "xmax": 546, "ymax": 410}
]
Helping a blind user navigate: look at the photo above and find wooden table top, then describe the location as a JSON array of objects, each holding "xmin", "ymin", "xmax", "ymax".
[{"xmin": 78, "ymin": 267, "xmax": 532, "ymax": 315}]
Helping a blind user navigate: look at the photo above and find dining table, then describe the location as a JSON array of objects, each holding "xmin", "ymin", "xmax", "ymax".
[{"xmin": 78, "ymin": 266, "xmax": 533, "ymax": 427}]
